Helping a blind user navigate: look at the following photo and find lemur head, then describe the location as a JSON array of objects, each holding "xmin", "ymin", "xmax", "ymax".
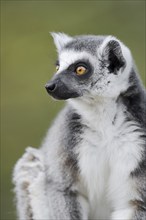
[{"xmin": 45, "ymin": 33, "xmax": 133, "ymax": 101}]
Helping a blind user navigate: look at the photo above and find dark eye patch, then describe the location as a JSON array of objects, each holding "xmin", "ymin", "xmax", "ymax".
[
  {"xmin": 67, "ymin": 59, "xmax": 92, "ymax": 72},
  {"xmin": 66, "ymin": 59, "xmax": 93, "ymax": 80}
]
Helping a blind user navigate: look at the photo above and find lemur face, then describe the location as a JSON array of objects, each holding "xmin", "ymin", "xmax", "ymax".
[{"xmin": 45, "ymin": 33, "xmax": 132, "ymax": 100}]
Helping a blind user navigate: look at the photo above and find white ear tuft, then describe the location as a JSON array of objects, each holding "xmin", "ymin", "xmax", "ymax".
[{"xmin": 50, "ymin": 32, "xmax": 73, "ymax": 52}]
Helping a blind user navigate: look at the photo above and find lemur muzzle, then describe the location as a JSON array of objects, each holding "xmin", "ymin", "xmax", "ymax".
[{"xmin": 45, "ymin": 79, "xmax": 79, "ymax": 100}]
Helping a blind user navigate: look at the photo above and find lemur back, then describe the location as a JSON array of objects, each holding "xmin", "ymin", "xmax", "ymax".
[{"xmin": 13, "ymin": 33, "xmax": 146, "ymax": 220}]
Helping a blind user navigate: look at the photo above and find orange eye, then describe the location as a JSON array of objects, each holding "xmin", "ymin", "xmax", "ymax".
[
  {"xmin": 76, "ymin": 66, "xmax": 87, "ymax": 75},
  {"xmin": 56, "ymin": 65, "xmax": 60, "ymax": 71}
]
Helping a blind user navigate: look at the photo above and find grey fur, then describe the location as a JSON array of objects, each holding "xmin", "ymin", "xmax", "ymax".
[
  {"xmin": 65, "ymin": 35, "xmax": 105, "ymax": 55},
  {"xmin": 13, "ymin": 33, "xmax": 146, "ymax": 220}
]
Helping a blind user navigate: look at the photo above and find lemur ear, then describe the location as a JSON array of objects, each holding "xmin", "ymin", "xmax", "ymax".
[
  {"xmin": 99, "ymin": 37, "xmax": 126, "ymax": 74},
  {"xmin": 50, "ymin": 32, "xmax": 73, "ymax": 52}
]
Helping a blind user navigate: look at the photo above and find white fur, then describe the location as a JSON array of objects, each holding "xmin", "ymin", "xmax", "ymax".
[
  {"xmin": 69, "ymin": 97, "xmax": 143, "ymax": 219},
  {"xmin": 13, "ymin": 147, "xmax": 50, "ymax": 219},
  {"xmin": 13, "ymin": 97, "xmax": 143, "ymax": 219},
  {"xmin": 98, "ymin": 36, "xmax": 132, "ymax": 74},
  {"xmin": 51, "ymin": 32, "xmax": 73, "ymax": 52},
  {"xmin": 57, "ymin": 50, "xmax": 96, "ymax": 74},
  {"xmin": 111, "ymin": 208, "xmax": 134, "ymax": 220},
  {"xmin": 96, "ymin": 36, "xmax": 133, "ymax": 98},
  {"xmin": 13, "ymin": 35, "xmax": 145, "ymax": 220},
  {"xmin": 56, "ymin": 39, "xmax": 132, "ymax": 99}
]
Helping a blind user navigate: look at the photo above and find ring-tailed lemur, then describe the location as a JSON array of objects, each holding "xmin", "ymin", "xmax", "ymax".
[{"xmin": 13, "ymin": 33, "xmax": 146, "ymax": 220}]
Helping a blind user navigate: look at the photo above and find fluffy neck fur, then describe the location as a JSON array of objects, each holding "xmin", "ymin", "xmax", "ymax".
[
  {"xmin": 69, "ymin": 96, "xmax": 119, "ymax": 132},
  {"xmin": 68, "ymin": 67, "xmax": 145, "ymax": 128}
]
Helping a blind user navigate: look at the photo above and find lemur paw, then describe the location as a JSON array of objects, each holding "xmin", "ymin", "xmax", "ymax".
[{"xmin": 13, "ymin": 147, "xmax": 45, "ymax": 190}]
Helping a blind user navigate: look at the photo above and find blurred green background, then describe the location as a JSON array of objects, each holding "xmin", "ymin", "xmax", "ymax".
[{"xmin": 1, "ymin": 0, "xmax": 145, "ymax": 219}]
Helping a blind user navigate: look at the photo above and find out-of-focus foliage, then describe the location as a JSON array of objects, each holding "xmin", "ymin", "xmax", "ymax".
[{"xmin": 1, "ymin": 1, "xmax": 145, "ymax": 219}]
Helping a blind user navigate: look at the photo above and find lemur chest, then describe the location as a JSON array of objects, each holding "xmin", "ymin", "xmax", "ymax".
[
  {"xmin": 77, "ymin": 123, "xmax": 115, "ymax": 199},
  {"xmin": 76, "ymin": 122, "xmax": 117, "ymax": 218},
  {"xmin": 76, "ymin": 115, "xmax": 141, "ymax": 210}
]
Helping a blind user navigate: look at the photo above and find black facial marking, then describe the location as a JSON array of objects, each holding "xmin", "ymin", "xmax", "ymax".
[
  {"xmin": 46, "ymin": 59, "xmax": 94, "ymax": 100},
  {"xmin": 45, "ymin": 78, "xmax": 80, "ymax": 100},
  {"xmin": 90, "ymin": 77, "xmax": 102, "ymax": 87},
  {"xmin": 67, "ymin": 59, "xmax": 93, "ymax": 80}
]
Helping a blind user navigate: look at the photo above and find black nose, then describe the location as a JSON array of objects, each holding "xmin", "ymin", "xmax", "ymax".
[{"xmin": 45, "ymin": 82, "xmax": 57, "ymax": 93}]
